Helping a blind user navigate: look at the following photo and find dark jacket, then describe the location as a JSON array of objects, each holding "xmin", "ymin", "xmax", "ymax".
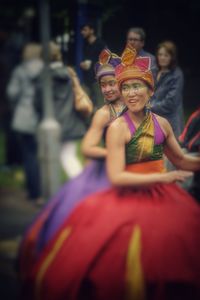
[
  {"xmin": 82, "ymin": 38, "xmax": 106, "ymax": 85},
  {"xmin": 151, "ymin": 67, "xmax": 184, "ymax": 138},
  {"xmin": 35, "ymin": 62, "xmax": 87, "ymax": 142}
]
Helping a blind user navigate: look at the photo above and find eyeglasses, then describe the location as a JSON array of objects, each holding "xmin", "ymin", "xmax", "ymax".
[
  {"xmin": 122, "ymin": 83, "xmax": 146, "ymax": 93},
  {"xmin": 127, "ymin": 38, "xmax": 141, "ymax": 42}
]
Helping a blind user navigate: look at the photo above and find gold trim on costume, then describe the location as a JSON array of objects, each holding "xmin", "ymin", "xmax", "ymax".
[
  {"xmin": 35, "ymin": 227, "xmax": 72, "ymax": 300},
  {"xmin": 126, "ymin": 225, "xmax": 146, "ymax": 300},
  {"xmin": 137, "ymin": 113, "xmax": 154, "ymax": 161}
]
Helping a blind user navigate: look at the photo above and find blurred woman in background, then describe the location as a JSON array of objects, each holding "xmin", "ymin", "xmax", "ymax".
[{"xmin": 151, "ymin": 40, "xmax": 184, "ymax": 138}]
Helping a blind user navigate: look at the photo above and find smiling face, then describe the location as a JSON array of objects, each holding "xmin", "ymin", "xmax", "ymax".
[
  {"xmin": 99, "ymin": 75, "xmax": 121, "ymax": 102},
  {"xmin": 121, "ymin": 79, "xmax": 152, "ymax": 112},
  {"xmin": 157, "ymin": 47, "xmax": 172, "ymax": 69}
]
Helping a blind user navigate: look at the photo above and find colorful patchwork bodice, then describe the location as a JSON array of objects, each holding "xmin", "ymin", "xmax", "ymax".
[{"xmin": 123, "ymin": 111, "xmax": 165, "ymax": 165}]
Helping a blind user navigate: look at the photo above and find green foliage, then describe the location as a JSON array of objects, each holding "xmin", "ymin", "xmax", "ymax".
[
  {"xmin": 0, "ymin": 130, "xmax": 24, "ymax": 188},
  {"xmin": 0, "ymin": 167, "xmax": 25, "ymax": 189}
]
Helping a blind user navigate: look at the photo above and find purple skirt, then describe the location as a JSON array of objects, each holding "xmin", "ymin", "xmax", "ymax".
[{"xmin": 35, "ymin": 159, "xmax": 110, "ymax": 253}]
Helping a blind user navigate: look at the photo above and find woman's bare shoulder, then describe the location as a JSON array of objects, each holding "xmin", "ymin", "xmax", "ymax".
[
  {"xmin": 110, "ymin": 115, "xmax": 127, "ymax": 129},
  {"xmin": 98, "ymin": 105, "xmax": 110, "ymax": 115},
  {"xmin": 107, "ymin": 115, "xmax": 130, "ymax": 142},
  {"xmin": 92, "ymin": 105, "xmax": 110, "ymax": 124}
]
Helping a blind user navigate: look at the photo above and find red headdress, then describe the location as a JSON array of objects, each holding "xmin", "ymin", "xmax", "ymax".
[{"xmin": 115, "ymin": 44, "xmax": 154, "ymax": 90}]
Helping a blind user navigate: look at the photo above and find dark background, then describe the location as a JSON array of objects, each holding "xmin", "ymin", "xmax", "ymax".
[{"xmin": 0, "ymin": 0, "xmax": 200, "ymax": 120}]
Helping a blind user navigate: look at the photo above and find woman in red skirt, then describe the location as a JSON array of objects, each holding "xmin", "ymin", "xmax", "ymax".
[{"xmin": 22, "ymin": 44, "xmax": 200, "ymax": 300}]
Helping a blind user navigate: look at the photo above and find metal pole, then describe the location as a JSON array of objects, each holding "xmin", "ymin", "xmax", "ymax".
[
  {"xmin": 38, "ymin": 0, "xmax": 61, "ymax": 199},
  {"xmin": 75, "ymin": 0, "xmax": 88, "ymax": 81}
]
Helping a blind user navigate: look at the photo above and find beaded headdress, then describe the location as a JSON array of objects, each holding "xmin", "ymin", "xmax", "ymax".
[
  {"xmin": 115, "ymin": 44, "xmax": 154, "ymax": 90},
  {"xmin": 95, "ymin": 48, "xmax": 121, "ymax": 81}
]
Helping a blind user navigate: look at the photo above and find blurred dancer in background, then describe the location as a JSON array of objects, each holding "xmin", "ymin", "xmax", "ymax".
[{"xmin": 18, "ymin": 48, "xmax": 125, "ymax": 280}]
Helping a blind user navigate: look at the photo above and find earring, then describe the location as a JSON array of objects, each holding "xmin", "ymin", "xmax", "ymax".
[{"xmin": 145, "ymin": 100, "xmax": 151, "ymax": 114}]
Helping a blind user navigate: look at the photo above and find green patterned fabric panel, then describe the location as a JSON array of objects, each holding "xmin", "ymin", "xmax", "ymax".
[{"xmin": 126, "ymin": 142, "xmax": 163, "ymax": 164}]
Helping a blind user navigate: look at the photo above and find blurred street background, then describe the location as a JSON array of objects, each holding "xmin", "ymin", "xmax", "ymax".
[{"xmin": 0, "ymin": 0, "xmax": 200, "ymax": 299}]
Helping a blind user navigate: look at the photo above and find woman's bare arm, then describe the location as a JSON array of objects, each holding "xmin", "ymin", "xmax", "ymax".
[{"xmin": 81, "ymin": 107, "xmax": 109, "ymax": 159}]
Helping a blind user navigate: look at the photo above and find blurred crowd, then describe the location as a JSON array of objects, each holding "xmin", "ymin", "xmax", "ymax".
[
  {"xmin": 1, "ymin": 22, "xmax": 199, "ymax": 204},
  {"xmin": 0, "ymin": 17, "xmax": 200, "ymax": 300}
]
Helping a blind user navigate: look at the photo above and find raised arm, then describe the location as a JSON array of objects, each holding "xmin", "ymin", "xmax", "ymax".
[
  {"xmin": 81, "ymin": 108, "xmax": 109, "ymax": 159},
  {"xmin": 106, "ymin": 118, "xmax": 193, "ymax": 187}
]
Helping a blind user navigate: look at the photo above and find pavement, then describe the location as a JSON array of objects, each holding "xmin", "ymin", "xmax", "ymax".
[{"xmin": 0, "ymin": 187, "xmax": 41, "ymax": 300}]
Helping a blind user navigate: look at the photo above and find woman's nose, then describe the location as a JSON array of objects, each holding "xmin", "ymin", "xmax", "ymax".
[
  {"xmin": 129, "ymin": 87, "xmax": 137, "ymax": 95},
  {"xmin": 105, "ymin": 85, "xmax": 111, "ymax": 92}
]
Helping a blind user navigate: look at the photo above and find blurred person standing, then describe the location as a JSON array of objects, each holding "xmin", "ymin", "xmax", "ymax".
[
  {"xmin": 6, "ymin": 43, "xmax": 43, "ymax": 204},
  {"xmin": 151, "ymin": 40, "xmax": 184, "ymax": 138},
  {"xmin": 35, "ymin": 42, "xmax": 88, "ymax": 178},
  {"xmin": 126, "ymin": 27, "xmax": 156, "ymax": 70},
  {"xmin": 80, "ymin": 21, "xmax": 106, "ymax": 110}
]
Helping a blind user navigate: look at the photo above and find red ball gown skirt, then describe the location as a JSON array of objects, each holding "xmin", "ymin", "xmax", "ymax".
[{"xmin": 21, "ymin": 161, "xmax": 200, "ymax": 300}]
